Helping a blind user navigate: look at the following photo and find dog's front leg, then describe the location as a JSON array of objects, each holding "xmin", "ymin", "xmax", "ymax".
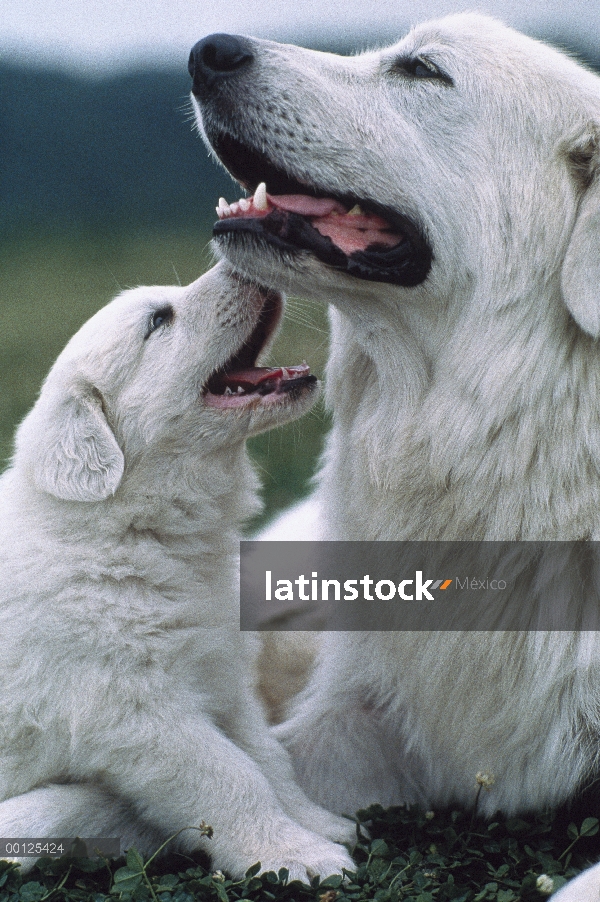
[
  {"xmin": 221, "ymin": 688, "xmax": 357, "ymax": 847},
  {"xmin": 75, "ymin": 710, "xmax": 354, "ymax": 881}
]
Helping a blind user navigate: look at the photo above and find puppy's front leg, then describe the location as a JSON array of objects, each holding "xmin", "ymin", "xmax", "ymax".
[
  {"xmin": 77, "ymin": 710, "xmax": 354, "ymax": 882},
  {"xmin": 222, "ymin": 690, "xmax": 357, "ymax": 847}
]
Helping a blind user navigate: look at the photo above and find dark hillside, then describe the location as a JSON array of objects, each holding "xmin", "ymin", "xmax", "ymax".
[{"xmin": 0, "ymin": 65, "xmax": 235, "ymax": 236}]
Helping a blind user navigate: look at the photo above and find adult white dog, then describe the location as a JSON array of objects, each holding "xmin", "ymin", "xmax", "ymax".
[
  {"xmin": 189, "ymin": 14, "xmax": 600, "ymax": 897},
  {"xmin": 0, "ymin": 262, "xmax": 356, "ymax": 880}
]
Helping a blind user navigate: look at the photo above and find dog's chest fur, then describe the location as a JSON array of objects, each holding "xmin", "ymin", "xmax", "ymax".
[{"xmin": 320, "ymin": 309, "xmax": 600, "ymax": 543}]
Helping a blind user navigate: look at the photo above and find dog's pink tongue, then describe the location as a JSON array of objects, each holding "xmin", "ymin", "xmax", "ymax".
[
  {"xmin": 269, "ymin": 195, "xmax": 348, "ymax": 216},
  {"xmin": 269, "ymin": 194, "xmax": 403, "ymax": 256},
  {"xmin": 222, "ymin": 363, "xmax": 310, "ymax": 388}
]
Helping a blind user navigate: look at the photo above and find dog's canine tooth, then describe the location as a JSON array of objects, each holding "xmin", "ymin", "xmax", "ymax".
[
  {"xmin": 347, "ymin": 204, "xmax": 363, "ymax": 215},
  {"xmin": 253, "ymin": 182, "xmax": 268, "ymax": 211}
]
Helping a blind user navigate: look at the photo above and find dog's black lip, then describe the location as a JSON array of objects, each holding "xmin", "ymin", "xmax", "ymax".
[
  {"xmin": 257, "ymin": 373, "xmax": 318, "ymax": 396},
  {"xmin": 210, "ymin": 131, "xmax": 432, "ymax": 287}
]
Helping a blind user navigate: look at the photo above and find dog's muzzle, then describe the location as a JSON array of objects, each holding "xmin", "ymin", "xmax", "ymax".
[{"xmin": 189, "ymin": 34, "xmax": 433, "ymax": 288}]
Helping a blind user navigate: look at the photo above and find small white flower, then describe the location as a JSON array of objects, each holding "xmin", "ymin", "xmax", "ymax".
[
  {"xmin": 536, "ymin": 874, "xmax": 554, "ymax": 895},
  {"xmin": 212, "ymin": 870, "xmax": 225, "ymax": 882},
  {"xmin": 425, "ymin": 810, "xmax": 435, "ymax": 820},
  {"xmin": 475, "ymin": 771, "xmax": 496, "ymax": 790}
]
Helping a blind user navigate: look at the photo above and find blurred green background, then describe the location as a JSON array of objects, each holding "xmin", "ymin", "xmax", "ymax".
[{"xmin": 2, "ymin": 42, "xmax": 598, "ymax": 529}]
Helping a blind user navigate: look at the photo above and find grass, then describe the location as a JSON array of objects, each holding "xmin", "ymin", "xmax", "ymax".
[
  {"xmin": 0, "ymin": 230, "xmax": 331, "ymax": 529},
  {"xmin": 0, "ymin": 803, "xmax": 598, "ymax": 901}
]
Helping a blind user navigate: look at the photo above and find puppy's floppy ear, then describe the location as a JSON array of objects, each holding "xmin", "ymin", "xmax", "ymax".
[
  {"xmin": 561, "ymin": 126, "xmax": 600, "ymax": 338},
  {"xmin": 32, "ymin": 383, "xmax": 124, "ymax": 502}
]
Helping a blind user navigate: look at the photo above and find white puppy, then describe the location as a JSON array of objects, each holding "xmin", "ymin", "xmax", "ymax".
[
  {"xmin": 0, "ymin": 262, "xmax": 355, "ymax": 880},
  {"xmin": 189, "ymin": 14, "xmax": 600, "ymax": 895}
]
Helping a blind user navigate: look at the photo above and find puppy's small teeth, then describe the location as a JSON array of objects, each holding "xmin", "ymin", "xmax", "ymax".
[
  {"xmin": 348, "ymin": 204, "xmax": 363, "ymax": 215},
  {"xmin": 239, "ymin": 198, "xmax": 251, "ymax": 212},
  {"xmin": 224, "ymin": 386, "xmax": 233, "ymax": 395},
  {"xmin": 253, "ymin": 182, "xmax": 268, "ymax": 211},
  {"xmin": 230, "ymin": 202, "xmax": 240, "ymax": 215},
  {"xmin": 236, "ymin": 386, "xmax": 244, "ymax": 394}
]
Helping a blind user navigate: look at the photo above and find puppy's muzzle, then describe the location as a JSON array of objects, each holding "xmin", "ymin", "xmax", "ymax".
[{"xmin": 189, "ymin": 34, "xmax": 254, "ymax": 94}]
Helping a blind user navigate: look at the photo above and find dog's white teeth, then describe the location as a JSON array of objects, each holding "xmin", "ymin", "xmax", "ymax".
[
  {"xmin": 224, "ymin": 386, "xmax": 233, "ymax": 395},
  {"xmin": 239, "ymin": 198, "xmax": 251, "ymax": 212},
  {"xmin": 236, "ymin": 386, "xmax": 244, "ymax": 394},
  {"xmin": 347, "ymin": 204, "xmax": 364, "ymax": 215},
  {"xmin": 230, "ymin": 202, "xmax": 240, "ymax": 215},
  {"xmin": 253, "ymin": 182, "xmax": 268, "ymax": 211},
  {"xmin": 218, "ymin": 198, "xmax": 231, "ymax": 218}
]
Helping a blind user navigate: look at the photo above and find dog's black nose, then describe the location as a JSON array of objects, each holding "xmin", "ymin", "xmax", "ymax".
[{"xmin": 188, "ymin": 34, "xmax": 254, "ymax": 92}]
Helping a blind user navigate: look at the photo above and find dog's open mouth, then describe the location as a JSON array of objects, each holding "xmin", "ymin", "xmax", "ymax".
[
  {"xmin": 203, "ymin": 288, "xmax": 317, "ymax": 409},
  {"xmin": 210, "ymin": 133, "xmax": 432, "ymax": 287}
]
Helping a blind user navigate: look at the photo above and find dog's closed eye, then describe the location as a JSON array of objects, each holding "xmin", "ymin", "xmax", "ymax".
[{"xmin": 145, "ymin": 306, "xmax": 174, "ymax": 339}]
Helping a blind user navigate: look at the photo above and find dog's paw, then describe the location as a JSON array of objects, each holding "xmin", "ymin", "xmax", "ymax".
[
  {"xmin": 299, "ymin": 808, "xmax": 358, "ymax": 847},
  {"xmin": 260, "ymin": 839, "xmax": 355, "ymax": 884}
]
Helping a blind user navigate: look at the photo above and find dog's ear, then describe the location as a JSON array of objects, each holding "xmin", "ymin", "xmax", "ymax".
[
  {"xmin": 31, "ymin": 384, "xmax": 124, "ymax": 502},
  {"xmin": 561, "ymin": 127, "xmax": 600, "ymax": 338}
]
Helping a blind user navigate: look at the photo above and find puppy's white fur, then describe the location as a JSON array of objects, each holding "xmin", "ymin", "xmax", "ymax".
[
  {"xmin": 192, "ymin": 15, "xmax": 600, "ymax": 895},
  {"xmin": 0, "ymin": 262, "xmax": 355, "ymax": 880}
]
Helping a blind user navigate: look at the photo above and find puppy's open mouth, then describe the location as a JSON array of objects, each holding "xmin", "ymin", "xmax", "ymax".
[
  {"xmin": 203, "ymin": 288, "xmax": 317, "ymax": 409},
  {"xmin": 210, "ymin": 133, "xmax": 432, "ymax": 287}
]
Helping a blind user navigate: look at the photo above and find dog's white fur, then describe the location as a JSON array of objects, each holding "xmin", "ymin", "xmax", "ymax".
[
  {"xmin": 552, "ymin": 861, "xmax": 600, "ymax": 902},
  {"xmin": 193, "ymin": 14, "xmax": 600, "ymax": 897},
  {"xmin": 0, "ymin": 262, "xmax": 356, "ymax": 880}
]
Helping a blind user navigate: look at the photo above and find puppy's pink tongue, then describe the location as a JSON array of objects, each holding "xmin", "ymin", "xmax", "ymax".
[{"xmin": 222, "ymin": 364, "xmax": 310, "ymax": 389}]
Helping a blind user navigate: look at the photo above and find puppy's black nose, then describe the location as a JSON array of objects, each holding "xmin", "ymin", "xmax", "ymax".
[{"xmin": 188, "ymin": 34, "xmax": 254, "ymax": 92}]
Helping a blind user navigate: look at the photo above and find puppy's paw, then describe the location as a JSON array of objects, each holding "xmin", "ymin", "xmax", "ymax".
[
  {"xmin": 299, "ymin": 808, "xmax": 357, "ymax": 847},
  {"xmin": 261, "ymin": 839, "xmax": 355, "ymax": 884}
]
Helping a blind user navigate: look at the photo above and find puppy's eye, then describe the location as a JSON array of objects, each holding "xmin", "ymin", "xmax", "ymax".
[
  {"xmin": 394, "ymin": 57, "xmax": 451, "ymax": 84},
  {"xmin": 146, "ymin": 306, "xmax": 174, "ymax": 339}
]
